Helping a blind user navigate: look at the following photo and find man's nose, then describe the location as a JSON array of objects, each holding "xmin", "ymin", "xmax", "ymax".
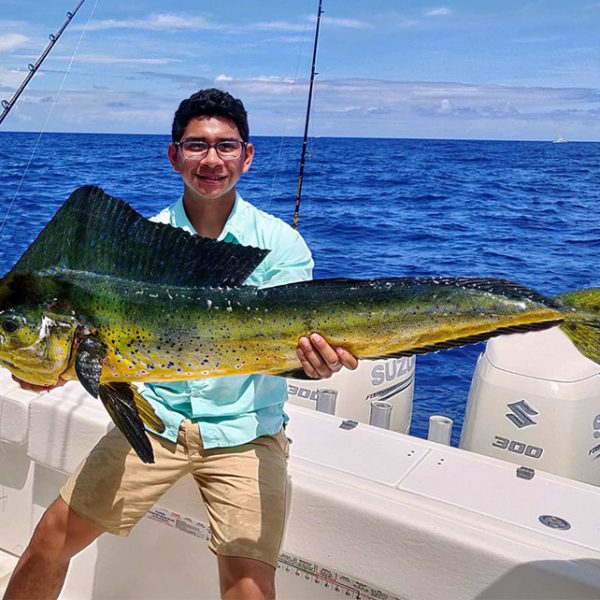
[{"xmin": 203, "ymin": 146, "xmax": 222, "ymax": 165}]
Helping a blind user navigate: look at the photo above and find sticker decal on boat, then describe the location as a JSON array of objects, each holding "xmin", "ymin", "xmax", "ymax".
[
  {"xmin": 146, "ymin": 506, "xmax": 403, "ymax": 600},
  {"xmin": 371, "ymin": 356, "xmax": 415, "ymax": 386},
  {"xmin": 505, "ymin": 399, "xmax": 539, "ymax": 428}
]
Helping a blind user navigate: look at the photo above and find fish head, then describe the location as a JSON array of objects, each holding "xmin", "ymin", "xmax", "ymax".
[{"xmin": 0, "ymin": 273, "xmax": 78, "ymax": 386}]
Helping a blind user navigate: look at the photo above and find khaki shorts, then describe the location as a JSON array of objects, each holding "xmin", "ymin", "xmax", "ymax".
[{"xmin": 60, "ymin": 420, "xmax": 289, "ymax": 568}]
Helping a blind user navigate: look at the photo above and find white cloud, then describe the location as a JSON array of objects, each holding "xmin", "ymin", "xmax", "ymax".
[
  {"xmin": 0, "ymin": 67, "xmax": 29, "ymax": 90},
  {"xmin": 253, "ymin": 20, "xmax": 309, "ymax": 32},
  {"xmin": 322, "ymin": 17, "xmax": 370, "ymax": 29},
  {"xmin": 191, "ymin": 76, "xmax": 600, "ymax": 126},
  {"xmin": 221, "ymin": 75, "xmax": 300, "ymax": 96},
  {"xmin": 437, "ymin": 98, "xmax": 452, "ymax": 113},
  {"xmin": 5, "ymin": 73, "xmax": 600, "ymax": 140},
  {"xmin": 253, "ymin": 16, "xmax": 368, "ymax": 32},
  {"xmin": 515, "ymin": 35, "xmax": 564, "ymax": 44},
  {"xmin": 364, "ymin": 12, "xmax": 420, "ymax": 29},
  {"xmin": 57, "ymin": 53, "xmax": 177, "ymax": 65},
  {"xmin": 103, "ymin": 108, "xmax": 173, "ymax": 125},
  {"xmin": 266, "ymin": 35, "xmax": 311, "ymax": 44},
  {"xmin": 79, "ymin": 13, "xmax": 369, "ymax": 35},
  {"xmin": 79, "ymin": 14, "xmax": 220, "ymax": 32},
  {"xmin": 254, "ymin": 75, "xmax": 296, "ymax": 83},
  {"xmin": 425, "ymin": 7, "xmax": 452, "ymax": 17},
  {"xmin": 0, "ymin": 33, "xmax": 28, "ymax": 52}
]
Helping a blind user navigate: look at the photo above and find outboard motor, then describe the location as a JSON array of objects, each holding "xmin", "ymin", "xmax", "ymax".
[
  {"xmin": 460, "ymin": 327, "xmax": 600, "ymax": 485},
  {"xmin": 287, "ymin": 356, "xmax": 415, "ymax": 434}
]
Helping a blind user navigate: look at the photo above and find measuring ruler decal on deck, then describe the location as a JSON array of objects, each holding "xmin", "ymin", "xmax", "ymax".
[{"xmin": 146, "ymin": 507, "xmax": 402, "ymax": 600}]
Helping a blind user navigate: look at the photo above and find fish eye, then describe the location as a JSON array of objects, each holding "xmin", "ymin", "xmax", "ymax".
[{"xmin": 1, "ymin": 315, "xmax": 24, "ymax": 333}]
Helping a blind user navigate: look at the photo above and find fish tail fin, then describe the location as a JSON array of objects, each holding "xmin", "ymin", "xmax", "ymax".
[{"xmin": 555, "ymin": 288, "xmax": 600, "ymax": 365}]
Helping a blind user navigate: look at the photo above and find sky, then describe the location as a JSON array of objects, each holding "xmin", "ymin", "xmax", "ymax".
[{"xmin": 0, "ymin": 0, "xmax": 599, "ymax": 141}]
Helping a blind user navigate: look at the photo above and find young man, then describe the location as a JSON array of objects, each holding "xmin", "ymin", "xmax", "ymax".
[{"xmin": 4, "ymin": 89, "xmax": 357, "ymax": 600}]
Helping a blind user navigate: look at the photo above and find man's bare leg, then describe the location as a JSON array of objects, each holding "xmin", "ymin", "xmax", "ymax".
[
  {"xmin": 3, "ymin": 497, "xmax": 104, "ymax": 600},
  {"xmin": 218, "ymin": 555, "xmax": 276, "ymax": 600}
]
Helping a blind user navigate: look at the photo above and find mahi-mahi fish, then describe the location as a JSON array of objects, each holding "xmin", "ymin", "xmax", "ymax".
[{"xmin": 0, "ymin": 186, "xmax": 598, "ymax": 463}]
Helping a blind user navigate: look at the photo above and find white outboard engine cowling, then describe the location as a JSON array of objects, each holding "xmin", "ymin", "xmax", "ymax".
[
  {"xmin": 287, "ymin": 356, "xmax": 415, "ymax": 433},
  {"xmin": 460, "ymin": 327, "xmax": 600, "ymax": 485}
]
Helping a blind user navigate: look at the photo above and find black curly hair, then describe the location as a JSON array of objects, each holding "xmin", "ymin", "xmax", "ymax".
[{"xmin": 171, "ymin": 88, "xmax": 249, "ymax": 142}]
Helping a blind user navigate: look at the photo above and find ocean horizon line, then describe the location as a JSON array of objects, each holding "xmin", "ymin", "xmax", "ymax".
[{"xmin": 0, "ymin": 130, "xmax": 595, "ymax": 144}]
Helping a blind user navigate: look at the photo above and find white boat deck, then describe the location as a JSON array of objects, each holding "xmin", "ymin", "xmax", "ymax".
[{"xmin": 1, "ymin": 372, "xmax": 600, "ymax": 599}]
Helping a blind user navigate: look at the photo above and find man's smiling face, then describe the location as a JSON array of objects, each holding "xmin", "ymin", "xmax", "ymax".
[{"xmin": 168, "ymin": 116, "xmax": 254, "ymax": 204}]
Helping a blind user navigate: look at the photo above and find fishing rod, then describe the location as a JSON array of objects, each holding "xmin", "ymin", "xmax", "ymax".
[
  {"xmin": 0, "ymin": 0, "xmax": 87, "ymax": 126},
  {"xmin": 292, "ymin": 0, "xmax": 323, "ymax": 230}
]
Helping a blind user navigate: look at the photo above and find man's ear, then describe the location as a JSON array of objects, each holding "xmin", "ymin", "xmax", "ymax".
[
  {"xmin": 241, "ymin": 142, "xmax": 254, "ymax": 174},
  {"xmin": 167, "ymin": 143, "xmax": 181, "ymax": 172}
]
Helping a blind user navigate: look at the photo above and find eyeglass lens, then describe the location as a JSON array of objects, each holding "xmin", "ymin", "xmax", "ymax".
[{"xmin": 179, "ymin": 141, "xmax": 244, "ymax": 160}]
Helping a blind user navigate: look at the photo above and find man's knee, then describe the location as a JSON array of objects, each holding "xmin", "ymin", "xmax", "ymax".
[
  {"xmin": 28, "ymin": 497, "xmax": 104, "ymax": 561},
  {"xmin": 218, "ymin": 555, "xmax": 275, "ymax": 600}
]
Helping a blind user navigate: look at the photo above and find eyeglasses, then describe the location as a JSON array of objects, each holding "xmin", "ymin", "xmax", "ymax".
[{"xmin": 174, "ymin": 140, "xmax": 247, "ymax": 161}]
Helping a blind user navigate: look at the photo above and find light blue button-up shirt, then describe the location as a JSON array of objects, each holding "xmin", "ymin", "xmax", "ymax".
[{"xmin": 142, "ymin": 193, "xmax": 314, "ymax": 448}]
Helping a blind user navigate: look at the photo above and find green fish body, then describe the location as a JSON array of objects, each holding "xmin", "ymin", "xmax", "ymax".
[
  {"xmin": 63, "ymin": 272, "xmax": 566, "ymax": 382},
  {"xmin": 1, "ymin": 186, "xmax": 598, "ymax": 462}
]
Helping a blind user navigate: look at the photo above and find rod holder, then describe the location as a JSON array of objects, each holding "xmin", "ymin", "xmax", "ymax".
[
  {"xmin": 316, "ymin": 389, "xmax": 337, "ymax": 415},
  {"xmin": 428, "ymin": 415, "xmax": 453, "ymax": 445},
  {"xmin": 369, "ymin": 400, "xmax": 392, "ymax": 429}
]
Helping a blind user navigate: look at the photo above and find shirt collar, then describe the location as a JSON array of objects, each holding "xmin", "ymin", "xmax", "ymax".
[
  {"xmin": 169, "ymin": 195, "xmax": 196, "ymax": 235},
  {"xmin": 170, "ymin": 192, "xmax": 248, "ymax": 243}
]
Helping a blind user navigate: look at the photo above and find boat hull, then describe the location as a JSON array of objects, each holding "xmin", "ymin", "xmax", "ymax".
[{"xmin": 2, "ymin": 368, "xmax": 600, "ymax": 599}]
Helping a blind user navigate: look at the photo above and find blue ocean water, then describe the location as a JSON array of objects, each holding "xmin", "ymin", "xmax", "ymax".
[{"xmin": 1, "ymin": 132, "xmax": 599, "ymax": 443}]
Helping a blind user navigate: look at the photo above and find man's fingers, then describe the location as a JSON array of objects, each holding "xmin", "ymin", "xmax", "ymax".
[
  {"xmin": 297, "ymin": 343, "xmax": 325, "ymax": 378},
  {"xmin": 296, "ymin": 334, "xmax": 353, "ymax": 379},
  {"xmin": 296, "ymin": 333, "xmax": 359, "ymax": 380},
  {"xmin": 296, "ymin": 346, "xmax": 319, "ymax": 379},
  {"xmin": 335, "ymin": 347, "xmax": 358, "ymax": 370},
  {"xmin": 300, "ymin": 336, "xmax": 332, "ymax": 378},
  {"xmin": 11, "ymin": 375, "xmax": 67, "ymax": 393},
  {"xmin": 308, "ymin": 334, "xmax": 342, "ymax": 371}
]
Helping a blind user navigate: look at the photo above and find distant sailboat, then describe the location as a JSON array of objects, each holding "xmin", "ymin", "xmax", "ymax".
[{"xmin": 553, "ymin": 134, "xmax": 567, "ymax": 144}]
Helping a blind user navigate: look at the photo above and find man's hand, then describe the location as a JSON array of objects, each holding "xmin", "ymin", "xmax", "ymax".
[
  {"xmin": 296, "ymin": 333, "xmax": 358, "ymax": 379},
  {"xmin": 11, "ymin": 374, "xmax": 67, "ymax": 393}
]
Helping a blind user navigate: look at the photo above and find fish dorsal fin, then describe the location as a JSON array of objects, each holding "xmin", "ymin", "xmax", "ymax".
[
  {"xmin": 11, "ymin": 186, "xmax": 269, "ymax": 287},
  {"xmin": 277, "ymin": 276, "xmax": 555, "ymax": 306}
]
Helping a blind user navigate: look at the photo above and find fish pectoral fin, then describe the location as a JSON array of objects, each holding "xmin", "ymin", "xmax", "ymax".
[
  {"xmin": 98, "ymin": 382, "xmax": 156, "ymax": 464},
  {"xmin": 74, "ymin": 337, "xmax": 107, "ymax": 397},
  {"xmin": 75, "ymin": 338, "xmax": 160, "ymax": 463},
  {"xmin": 106, "ymin": 382, "xmax": 164, "ymax": 433}
]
